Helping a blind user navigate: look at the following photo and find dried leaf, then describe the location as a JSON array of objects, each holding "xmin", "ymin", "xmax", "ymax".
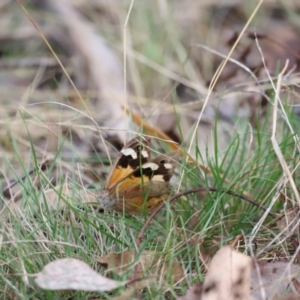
[
  {"xmin": 35, "ymin": 258, "xmax": 127, "ymax": 291},
  {"xmin": 251, "ymin": 260, "xmax": 300, "ymax": 300},
  {"xmin": 246, "ymin": 25, "xmax": 300, "ymax": 75},
  {"xmin": 201, "ymin": 246, "xmax": 251, "ymax": 300}
]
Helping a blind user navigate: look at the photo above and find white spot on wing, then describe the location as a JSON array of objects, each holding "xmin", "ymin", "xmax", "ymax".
[
  {"xmin": 121, "ymin": 148, "xmax": 137, "ymax": 159},
  {"xmin": 142, "ymin": 162, "xmax": 159, "ymax": 170},
  {"xmin": 141, "ymin": 150, "xmax": 149, "ymax": 157},
  {"xmin": 152, "ymin": 175, "xmax": 164, "ymax": 181},
  {"xmin": 164, "ymin": 163, "xmax": 173, "ymax": 169}
]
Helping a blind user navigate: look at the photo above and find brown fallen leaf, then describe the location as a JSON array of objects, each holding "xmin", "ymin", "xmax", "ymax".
[
  {"xmin": 35, "ymin": 258, "xmax": 127, "ymax": 291},
  {"xmin": 97, "ymin": 250, "xmax": 185, "ymax": 284},
  {"xmin": 246, "ymin": 24, "xmax": 300, "ymax": 76},
  {"xmin": 251, "ymin": 260, "xmax": 300, "ymax": 300}
]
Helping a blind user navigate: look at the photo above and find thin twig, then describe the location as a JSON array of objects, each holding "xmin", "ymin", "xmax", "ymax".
[{"xmin": 137, "ymin": 186, "xmax": 277, "ymax": 248}]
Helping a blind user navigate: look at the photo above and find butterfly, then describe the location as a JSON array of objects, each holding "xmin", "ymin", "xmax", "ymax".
[{"xmin": 97, "ymin": 136, "xmax": 180, "ymax": 214}]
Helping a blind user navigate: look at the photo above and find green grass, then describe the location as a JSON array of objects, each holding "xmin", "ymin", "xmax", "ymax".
[{"xmin": 2, "ymin": 100, "xmax": 299, "ymax": 299}]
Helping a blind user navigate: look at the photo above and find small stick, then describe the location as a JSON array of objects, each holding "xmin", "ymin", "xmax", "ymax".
[{"xmin": 137, "ymin": 187, "xmax": 277, "ymax": 248}]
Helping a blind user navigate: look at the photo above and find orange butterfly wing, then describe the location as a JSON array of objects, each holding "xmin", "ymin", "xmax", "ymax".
[{"xmin": 105, "ymin": 136, "xmax": 151, "ymax": 189}]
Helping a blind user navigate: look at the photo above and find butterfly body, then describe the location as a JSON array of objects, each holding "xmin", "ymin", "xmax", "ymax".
[{"xmin": 97, "ymin": 136, "xmax": 179, "ymax": 214}]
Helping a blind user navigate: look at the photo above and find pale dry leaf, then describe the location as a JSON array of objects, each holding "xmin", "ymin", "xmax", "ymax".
[
  {"xmin": 97, "ymin": 250, "xmax": 185, "ymax": 284},
  {"xmin": 35, "ymin": 258, "xmax": 127, "ymax": 291},
  {"xmin": 201, "ymin": 246, "xmax": 251, "ymax": 300},
  {"xmin": 251, "ymin": 260, "xmax": 300, "ymax": 300}
]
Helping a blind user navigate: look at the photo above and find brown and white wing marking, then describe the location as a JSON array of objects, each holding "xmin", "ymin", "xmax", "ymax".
[
  {"xmin": 109, "ymin": 151, "xmax": 180, "ymax": 193},
  {"xmin": 138, "ymin": 151, "xmax": 180, "ymax": 183},
  {"xmin": 104, "ymin": 136, "xmax": 151, "ymax": 189},
  {"xmin": 110, "ymin": 151, "xmax": 180, "ymax": 213}
]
